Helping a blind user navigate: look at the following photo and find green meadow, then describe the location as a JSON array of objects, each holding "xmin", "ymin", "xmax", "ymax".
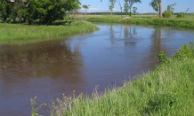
[{"xmin": 0, "ymin": 21, "xmax": 98, "ymax": 44}]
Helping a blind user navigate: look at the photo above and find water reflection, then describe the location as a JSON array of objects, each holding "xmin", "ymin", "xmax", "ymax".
[
  {"xmin": 0, "ymin": 24, "xmax": 193, "ymax": 115},
  {"xmin": 0, "ymin": 41, "xmax": 83, "ymax": 80},
  {"xmin": 0, "ymin": 41, "xmax": 84, "ymax": 115},
  {"xmin": 150, "ymin": 27, "xmax": 162, "ymax": 56}
]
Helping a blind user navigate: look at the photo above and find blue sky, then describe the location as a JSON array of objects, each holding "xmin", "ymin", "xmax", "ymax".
[{"xmin": 80, "ymin": 0, "xmax": 194, "ymax": 13}]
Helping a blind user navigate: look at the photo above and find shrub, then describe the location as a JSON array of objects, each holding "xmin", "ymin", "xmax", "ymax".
[
  {"xmin": 174, "ymin": 43, "xmax": 194, "ymax": 59},
  {"xmin": 157, "ymin": 51, "xmax": 169, "ymax": 63},
  {"xmin": 0, "ymin": 0, "xmax": 80, "ymax": 24},
  {"xmin": 176, "ymin": 13, "xmax": 185, "ymax": 18},
  {"xmin": 163, "ymin": 10, "xmax": 172, "ymax": 18}
]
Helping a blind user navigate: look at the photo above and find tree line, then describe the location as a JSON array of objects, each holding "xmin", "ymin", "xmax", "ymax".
[
  {"xmin": 109, "ymin": 0, "xmax": 163, "ymax": 17},
  {"xmin": 0, "ymin": 0, "xmax": 80, "ymax": 24}
]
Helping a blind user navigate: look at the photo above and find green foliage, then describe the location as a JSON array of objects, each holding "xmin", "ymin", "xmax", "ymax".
[
  {"xmin": 163, "ymin": 10, "xmax": 172, "ymax": 18},
  {"xmin": 0, "ymin": 0, "xmax": 80, "ymax": 24},
  {"xmin": 176, "ymin": 13, "xmax": 185, "ymax": 18},
  {"xmin": 150, "ymin": 0, "xmax": 160, "ymax": 12},
  {"xmin": 82, "ymin": 4, "xmax": 89, "ymax": 14},
  {"xmin": 163, "ymin": 3, "xmax": 175, "ymax": 18},
  {"xmin": 31, "ymin": 96, "xmax": 46, "ymax": 116},
  {"xmin": 132, "ymin": 7, "xmax": 137, "ymax": 15},
  {"xmin": 0, "ymin": 21, "xmax": 98, "ymax": 44},
  {"xmin": 82, "ymin": 5, "xmax": 89, "ymax": 9},
  {"xmin": 174, "ymin": 43, "xmax": 194, "ymax": 59},
  {"xmin": 0, "ymin": 0, "xmax": 12, "ymax": 22},
  {"xmin": 157, "ymin": 51, "xmax": 168, "ymax": 63},
  {"xmin": 27, "ymin": 0, "xmax": 65, "ymax": 24},
  {"xmin": 128, "ymin": 0, "xmax": 141, "ymax": 16},
  {"xmin": 150, "ymin": 0, "xmax": 162, "ymax": 17},
  {"xmin": 167, "ymin": 3, "xmax": 176, "ymax": 13},
  {"xmin": 124, "ymin": 0, "xmax": 130, "ymax": 15}
]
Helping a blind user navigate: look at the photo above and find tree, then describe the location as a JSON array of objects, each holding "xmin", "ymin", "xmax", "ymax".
[
  {"xmin": 124, "ymin": 0, "xmax": 129, "ymax": 15},
  {"xmin": 163, "ymin": 3, "xmax": 176, "ymax": 18},
  {"xmin": 0, "ymin": 0, "xmax": 12, "ymax": 22},
  {"xmin": 150, "ymin": 0, "xmax": 162, "ymax": 17},
  {"xmin": 132, "ymin": 7, "xmax": 137, "ymax": 15},
  {"xmin": 109, "ymin": 0, "xmax": 116, "ymax": 15},
  {"xmin": 11, "ymin": 0, "xmax": 26, "ymax": 23},
  {"xmin": 0, "ymin": 0, "xmax": 81, "ymax": 24},
  {"xmin": 167, "ymin": 3, "xmax": 176, "ymax": 13},
  {"xmin": 27, "ymin": 0, "xmax": 81, "ymax": 24},
  {"xmin": 118, "ymin": 0, "xmax": 123, "ymax": 16},
  {"xmin": 128, "ymin": 0, "xmax": 141, "ymax": 16},
  {"xmin": 82, "ymin": 5, "xmax": 89, "ymax": 15}
]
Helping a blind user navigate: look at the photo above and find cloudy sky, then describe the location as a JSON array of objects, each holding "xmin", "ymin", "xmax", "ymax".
[{"xmin": 79, "ymin": 0, "xmax": 194, "ymax": 13}]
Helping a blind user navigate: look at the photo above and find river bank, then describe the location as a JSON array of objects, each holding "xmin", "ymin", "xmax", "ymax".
[
  {"xmin": 33, "ymin": 43, "xmax": 194, "ymax": 116},
  {"xmin": 77, "ymin": 15, "xmax": 194, "ymax": 29},
  {"xmin": 0, "ymin": 21, "xmax": 98, "ymax": 44}
]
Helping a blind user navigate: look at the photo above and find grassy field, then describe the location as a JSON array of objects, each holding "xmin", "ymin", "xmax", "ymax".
[
  {"xmin": 0, "ymin": 21, "xmax": 98, "ymax": 44},
  {"xmin": 32, "ymin": 43, "xmax": 194, "ymax": 116},
  {"xmin": 76, "ymin": 15, "xmax": 194, "ymax": 29}
]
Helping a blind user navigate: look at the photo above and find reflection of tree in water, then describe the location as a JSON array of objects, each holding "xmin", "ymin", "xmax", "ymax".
[
  {"xmin": 124, "ymin": 25, "xmax": 137, "ymax": 46},
  {"xmin": 124, "ymin": 25, "xmax": 137, "ymax": 39},
  {"xmin": 150, "ymin": 27, "xmax": 162, "ymax": 57},
  {"xmin": 124, "ymin": 25, "xmax": 129, "ymax": 38},
  {"xmin": 109, "ymin": 25, "xmax": 138, "ymax": 46},
  {"xmin": 140, "ymin": 27, "xmax": 163, "ymax": 69},
  {"xmin": 110, "ymin": 24, "xmax": 115, "ymax": 45},
  {"xmin": 0, "ymin": 41, "xmax": 83, "ymax": 83}
]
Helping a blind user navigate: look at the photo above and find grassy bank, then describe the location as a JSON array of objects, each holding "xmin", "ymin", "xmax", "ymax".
[
  {"xmin": 0, "ymin": 21, "xmax": 98, "ymax": 44},
  {"xmin": 78, "ymin": 15, "xmax": 194, "ymax": 29},
  {"xmin": 33, "ymin": 43, "xmax": 194, "ymax": 116}
]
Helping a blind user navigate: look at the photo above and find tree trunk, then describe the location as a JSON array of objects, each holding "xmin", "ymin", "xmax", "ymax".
[
  {"xmin": 121, "ymin": 7, "xmax": 123, "ymax": 17},
  {"xmin": 159, "ymin": 0, "xmax": 162, "ymax": 17},
  {"xmin": 130, "ymin": 7, "xmax": 132, "ymax": 16}
]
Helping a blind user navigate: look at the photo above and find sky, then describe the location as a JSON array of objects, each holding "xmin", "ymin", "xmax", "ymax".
[{"xmin": 79, "ymin": 0, "xmax": 194, "ymax": 13}]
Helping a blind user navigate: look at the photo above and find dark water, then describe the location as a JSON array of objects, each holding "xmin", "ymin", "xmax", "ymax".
[{"xmin": 0, "ymin": 24, "xmax": 193, "ymax": 115}]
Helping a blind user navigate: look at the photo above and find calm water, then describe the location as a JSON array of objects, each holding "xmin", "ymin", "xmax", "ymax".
[{"xmin": 0, "ymin": 24, "xmax": 193, "ymax": 115}]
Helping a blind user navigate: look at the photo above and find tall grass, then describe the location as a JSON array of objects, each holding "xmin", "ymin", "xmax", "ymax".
[
  {"xmin": 32, "ymin": 43, "xmax": 194, "ymax": 116},
  {"xmin": 0, "ymin": 21, "xmax": 98, "ymax": 44}
]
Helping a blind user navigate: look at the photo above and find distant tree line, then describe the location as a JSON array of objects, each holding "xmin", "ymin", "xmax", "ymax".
[
  {"xmin": 108, "ymin": 0, "xmax": 164, "ymax": 17},
  {"xmin": 0, "ymin": 0, "xmax": 80, "ymax": 24}
]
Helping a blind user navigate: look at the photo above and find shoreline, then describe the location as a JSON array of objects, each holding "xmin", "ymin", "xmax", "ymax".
[
  {"xmin": 82, "ymin": 15, "xmax": 194, "ymax": 29},
  {"xmin": 32, "ymin": 43, "xmax": 194, "ymax": 116},
  {"xmin": 0, "ymin": 21, "xmax": 98, "ymax": 45}
]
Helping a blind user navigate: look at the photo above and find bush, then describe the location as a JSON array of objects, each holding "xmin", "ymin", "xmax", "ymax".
[
  {"xmin": 157, "ymin": 51, "xmax": 169, "ymax": 63},
  {"xmin": 0, "ymin": 0, "xmax": 80, "ymax": 24},
  {"xmin": 163, "ymin": 10, "xmax": 172, "ymax": 18},
  {"xmin": 176, "ymin": 13, "xmax": 185, "ymax": 18},
  {"xmin": 174, "ymin": 43, "xmax": 194, "ymax": 59}
]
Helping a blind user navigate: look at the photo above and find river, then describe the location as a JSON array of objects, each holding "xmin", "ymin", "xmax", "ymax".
[{"xmin": 0, "ymin": 24, "xmax": 193, "ymax": 115}]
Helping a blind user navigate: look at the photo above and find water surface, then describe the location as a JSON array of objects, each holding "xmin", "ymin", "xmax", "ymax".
[{"xmin": 0, "ymin": 24, "xmax": 193, "ymax": 115}]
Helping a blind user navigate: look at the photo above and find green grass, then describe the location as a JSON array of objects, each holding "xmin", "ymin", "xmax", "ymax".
[
  {"xmin": 32, "ymin": 43, "xmax": 194, "ymax": 116},
  {"xmin": 0, "ymin": 21, "xmax": 98, "ymax": 44},
  {"xmin": 77, "ymin": 15, "xmax": 194, "ymax": 29}
]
